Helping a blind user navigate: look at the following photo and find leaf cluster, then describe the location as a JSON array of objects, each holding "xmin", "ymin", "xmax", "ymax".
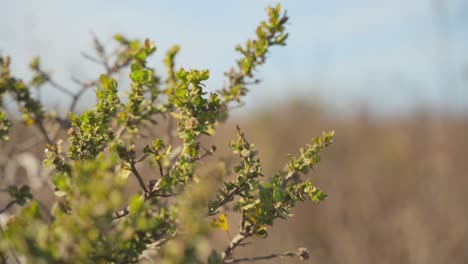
[{"xmin": 0, "ymin": 4, "xmax": 334, "ymax": 264}]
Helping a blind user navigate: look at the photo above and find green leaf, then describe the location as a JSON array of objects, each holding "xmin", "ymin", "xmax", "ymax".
[
  {"xmin": 254, "ymin": 225, "xmax": 268, "ymax": 238},
  {"xmin": 207, "ymin": 250, "xmax": 222, "ymax": 264},
  {"xmin": 129, "ymin": 195, "xmax": 144, "ymax": 214},
  {"xmin": 273, "ymin": 188, "xmax": 286, "ymax": 202}
]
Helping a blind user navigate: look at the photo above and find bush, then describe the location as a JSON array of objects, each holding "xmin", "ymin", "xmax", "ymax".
[{"xmin": 0, "ymin": 4, "xmax": 333, "ymax": 263}]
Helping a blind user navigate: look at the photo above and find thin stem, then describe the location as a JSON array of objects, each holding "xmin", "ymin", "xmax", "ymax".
[
  {"xmin": 130, "ymin": 162, "xmax": 148, "ymax": 194},
  {"xmin": 224, "ymin": 251, "xmax": 298, "ymax": 263},
  {"xmin": 166, "ymin": 114, "xmax": 174, "ymax": 146},
  {"xmin": 81, "ymin": 52, "xmax": 105, "ymax": 67},
  {"xmin": 45, "ymin": 75, "xmax": 75, "ymax": 97},
  {"xmin": 36, "ymin": 120, "xmax": 53, "ymax": 146},
  {"xmin": 69, "ymin": 55, "xmax": 130, "ymax": 113},
  {"xmin": 112, "ymin": 179, "xmax": 171, "ymax": 220},
  {"xmin": 0, "ymin": 200, "xmax": 17, "ymax": 214},
  {"xmin": 112, "ymin": 149, "xmax": 184, "ymax": 220},
  {"xmin": 156, "ymin": 159, "xmax": 164, "ymax": 178},
  {"xmin": 209, "ymin": 183, "xmax": 247, "ymax": 216}
]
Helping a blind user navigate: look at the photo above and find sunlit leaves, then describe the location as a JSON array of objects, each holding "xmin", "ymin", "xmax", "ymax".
[
  {"xmin": 287, "ymin": 130, "xmax": 334, "ymax": 174},
  {"xmin": 211, "ymin": 126, "xmax": 333, "ymax": 244},
  {"xmin": 0, "ymin": 4, "xmax": 333, "ymax": 264},
  {"xmin": 0, "ymin": 55, "xmax": 46, "ymax": 131},
  {"xmin": 220, "ymin": 3, "xmax": 289, "ymax": 106}
]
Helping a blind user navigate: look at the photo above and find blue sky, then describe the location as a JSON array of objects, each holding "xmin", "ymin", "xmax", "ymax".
[{"xmin": 2, "ymin": 0, "xmax": 467, "ymax": 116}]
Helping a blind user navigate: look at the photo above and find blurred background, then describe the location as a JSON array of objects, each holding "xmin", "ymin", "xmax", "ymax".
[{"xmin": 1, "ymin": 0, "xmax": 468, "ymax": 263}]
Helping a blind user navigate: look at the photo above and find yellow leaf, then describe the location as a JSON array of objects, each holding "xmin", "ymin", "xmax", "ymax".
[
  {"xmin": 253, "ymin": 225, "xmax": 268, "ymax": 238},
  {"xmin": 118, "ymin": 111, "xmax": 126, "ymax": 121},
  {"xmin": 211, "ymin": 213, "xmax": 229, "ymax": 232},
  {"xmin": 24, "ymin": 117, "xmax": 34, "ymax": 126}
]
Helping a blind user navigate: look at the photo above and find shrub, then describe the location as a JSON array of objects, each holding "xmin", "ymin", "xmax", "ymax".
[{"xmin": 0, "ymin": 4, "xmax": 334, "ymax": 263}]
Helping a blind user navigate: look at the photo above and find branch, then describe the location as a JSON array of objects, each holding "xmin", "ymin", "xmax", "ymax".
[
  {"xmin": 209, "ymin": 183, "xmax": 247, "ymax": 216},
  {"xmin": 69, "ymin": 49, "xmax": 131, "ymax": 113},
  {"xmin": 35, "ymin": 119, "xmax": 53, "ymax": 146},
  {"xmin": 222, "ymin": 233, "xmax": 250, "ymax": 261},
  {"xmin": 112, "ymin": 179, "xmax": 170, "ymax": 220},
  {"xmin": 222, "ymin": 210, "xmax": 251, "ymax": 261},
  {"xmin": 130, "ymin": 162, "xmax": 148, "ymax": 194},
  {"xmin": 80, "ymin": 52, "xmax": 105, "ymax": 67},
  {"xmin": 0, "ymin": 200, "xmax": 17, "ymax": 214},
  {"xmin": 42, "ymin": 73, "xmax": 75, "ymax": 97},
  {"xmin": 112, "ymin": 147, "xmax": 184, "ymax": 220},
  {"xmin": 224, "ymin": 248, "xmax": 310, "ymax": 263}
]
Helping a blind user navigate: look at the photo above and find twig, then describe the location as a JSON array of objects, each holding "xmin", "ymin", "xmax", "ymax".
[
  {"xmin": 130, "ymin": 162, "xmax": 148, "ymax": 194},
  {"xmin": 113, "ymin": 142, "xmax": 188, "ymax": 220},
  {"xmin": 224, "ymin": 248, "xmax": 310, "ymax": 263},
  {"xmin": 222, "ymin": 233, "xmax": 250, "ymax": 261},
  {"xmin": 112, "ymin": 179, "xmax": 166, "ymax": 220},
  {"xmin": 69, "ymin": 55, "xmax": 130, "ymax": 113},
  {"xmin": 198, "ymin": 145, "xmax": 216, "ymax": 160},
  {"xmin": 209, "ymin": 183, "xmax": 247, "ymax": 216},
  {"xmin": 69, "ymin": 79, "xmax": 99, "ymax": 113},
  {"xmin": 90, "ymin": 32, "xmax": 110, "ymax": 72},
  {"xmin": 45, "ymin": 75, "xmax": 75, "ymax": 97},
  {"xmin": 0, "ymin": 200, "xmax": 17, "ymax": 214},
  {"xmin": 166, "ymin": 114, "xmax": 174, "ymax": 146},
  {"xmin": 112, "ymin": 148, "xmax": 184, "ymax": 220},
  {"xmin": 81, "ymin": 52, "xmax": 105, "ymax": 66},
  {"xmin": 35, "ymin": 68, "xmax": 75, "ymax": 97},
  {"xmin": 156, "ymin": 159, "xmax": 164, "ymax": 178},
  {"xmin": 36, "ymin": 120, "xmax": 53, "ymax": 146}
]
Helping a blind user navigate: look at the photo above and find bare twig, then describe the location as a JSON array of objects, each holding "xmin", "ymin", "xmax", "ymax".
[
  {"xmin": 45, "ymin": 75, "xmax": 75, "ymax": 97},
  {"xmin": 0, "ymin": 200, "xmax": 17, "ymax": 214},
  {"xmin": 80, "ymin": 52, "xmax": 104, "ymax": 66},
  {"xmin": 36, "ymin": 119, "xmax": 53, "ymax": 146},
  {"xmin": 90, "ymin": 32, "xmax": 110, "ymax": 71},
  {"xmin": 222, "ymin": 233, "xmax": 250, "ymax": 261},
  {"xmin": 130, "ymin": 162, "xmax": 148, "ymax": 194},
  {"xmin": 35, "ymin": 68, "xmax": 75, "ymax": 97},
  {"xmin": 224, "ymin": 248, "xmax": 310, "ymax": 263},
  {"xmin": 198, "ymin": 145, "xmax": 216, "ymax": 160},
  {"xmin": 166, "ymin": 114, "xmax": 174, "ymax": 146},
  {"xmin": 156, "ymin": 159, "xmax": 164, "ymax": 178},
  {"xmin": 69, "ymin": 55, "xmax": 130, "ymax": 113}
]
